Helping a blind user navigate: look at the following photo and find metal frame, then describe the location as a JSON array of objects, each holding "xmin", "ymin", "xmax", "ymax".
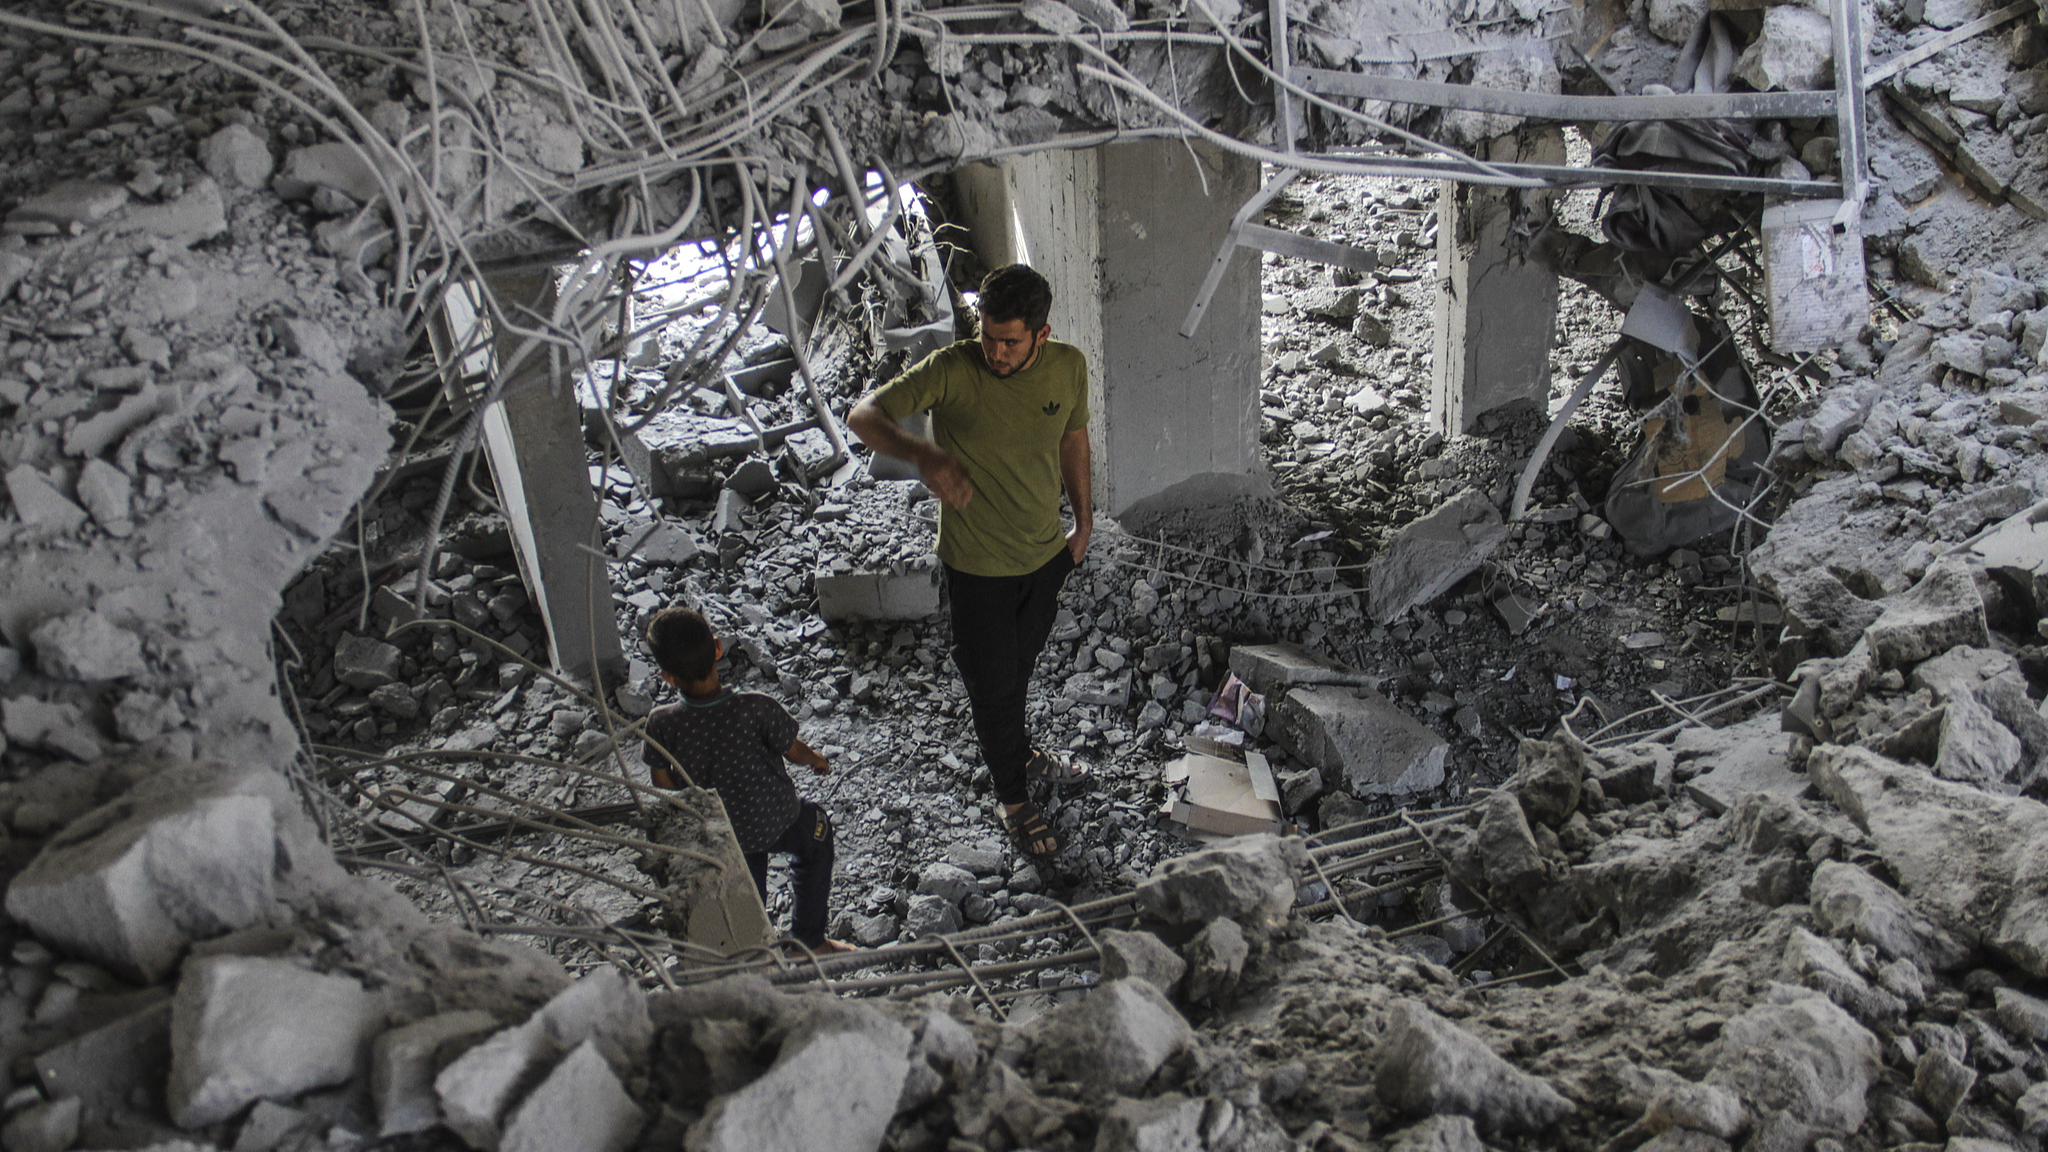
[{"xmin": 1180, "ymin": 0, "xmax": 1879, "ymax": 333}]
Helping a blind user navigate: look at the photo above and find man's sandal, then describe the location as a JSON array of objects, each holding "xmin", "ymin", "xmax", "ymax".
[
  {"xmin": 1025, "ymin": 746, "xmax": 1091, "ymax": 790},
  {"xmin": 1000, "ymin": 800, "xmax": 1060, "ymax": 859}
]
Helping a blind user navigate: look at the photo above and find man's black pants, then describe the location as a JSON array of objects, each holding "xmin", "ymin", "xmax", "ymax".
[
  {"xmin": 945, "ymin": 548, "xmax": 1076, "ymax": 807},
  {"xmin": 745, "ymin": 799, "xmax": 834, "ymax": 947}
]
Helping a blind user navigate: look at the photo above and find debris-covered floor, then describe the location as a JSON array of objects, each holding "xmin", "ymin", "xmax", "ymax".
[{"xmin": 2, "ymin": 0, "xmax": 2048, "ymax": 1147}]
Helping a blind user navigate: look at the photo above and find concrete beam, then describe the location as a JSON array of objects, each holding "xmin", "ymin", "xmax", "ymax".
[
  {"xmin": 460, "ymin": 272, "xmax": 626, "ymax": 678},
  {"xmin": 950, "ymin": 141, "xmax": 1267, "ymax": 519},
  {"xmin": 1431, "ymin": 127, "xmax": 1565, "ymax": 435}
]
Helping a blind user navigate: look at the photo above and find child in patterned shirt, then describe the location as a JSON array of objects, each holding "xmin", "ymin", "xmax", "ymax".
[{"xmin": 641, "ymin": 606, "xmax": 849, "ymax": 952}]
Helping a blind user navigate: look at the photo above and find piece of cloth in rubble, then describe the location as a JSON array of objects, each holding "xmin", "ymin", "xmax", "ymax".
[
  {"xmin": 1594, "ymin": 13, "xmax": 1755, "ymax": 256},
  {"xmin": 1603, "ymin": 316, "xmax": 1769, "ymax": 555}
]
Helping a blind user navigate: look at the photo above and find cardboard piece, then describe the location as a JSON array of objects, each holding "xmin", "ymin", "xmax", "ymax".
[{"xmin": 1162, "ymin": 738, "xmax": 1292, "ymax": 837}]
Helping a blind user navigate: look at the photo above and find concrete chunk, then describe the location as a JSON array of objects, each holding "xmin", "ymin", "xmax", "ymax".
[
  {"xmin": 1094, "ymin": 1094, "xmax": 1203, "ymax": 1152},
  {"xmin": 2, "ymin": 1096, "xmax": 80, "ymax": 1152},
  {"xmin": 436, "ymin": 969, "xmax": 651, "ymax": 1150},
  {"xmin": 1731, "ymin": 5, "xmax": 1833, "ymax": 92},
  {"xmin": 5, "ymin": 466, "xmax": 88, "ymax": 533},
  {"xmin": 1810, "ymin": 861, "xmax": 1971, "ymax": 972},
  {"xmin": 1864, "ymin": 558, "xmax": 1988, "ymax": 667},
  {"xmin": 334, "ymin": 633, "xmax": 403, "ymax": 690},
  {"xmin": 35, "ymin": 997, "xmax": 172, "ymax": 1120},
  {"xmin": 29, "ymin": 609, "xmax": 147, "ymax": 681},
  {"xmin": 689, "ymin": 1005, "xmax": 911, "ymax": 1152},
  {"xmin": 5, "ymin": 762, "xmax": 284, "ymax": 983},
  {"xmin": 273, "ymin": 142, "xmax": 381, "ymax": 204},
  {"xmin": 1025, "ymin": 979, "xmax": 1190, "ymax": 1094},
  {"xmin": 1933, "ymin": 692, "xmax": 2023, "ymax": 785},
  {"xmin": 198, "ymin": 123, "xmax": 273, "ymax": 189},
  {"xmin": 1677, "ymin": 713, "xmax": 1804, "ymax": 817},
  {"xmin": 1097, "ymin": 929, "xmax": 1185, "ymax": 997},
  {"xmin": 1708, "ymin": 986, "xmax": 1879, "ymax": 1134},
  {"xmin": 1270, "ymin": 685, "xmax": 1447, "ymax": 797},
  {"xmin": 500, "ymin": 1039, "xmax": 644, "ymax": 1152},
  {"xmin": 1181, "ymin": 917, "xmax": 1248, "ymax": 1003},
  {"xmin": 1137, "ymin": 834, "xmax": 1305, "ymax": 935},
  {"xmin": 1811, "ymin": 744, "xmax": 2048, "ymax": 976},
  {"xmin": 1227, "ymin": 641, "xmax": 1368, "ymax": 696},
  {"xmin": 1375, "ymin": 999, "xmax": 1573, "ymax": 1136},
  {"xmin": 813, "ymin": 567, "xmax": 940, "ymax": 622},
  {"xmin": 372, "ymin": 1010, "xmax": 500, "ymax": 1137},
  {"xmin": 167, "ymin": 956, "xmax": 375, "ymax": 1128},
  {"xmin": 1367, "ymin": 489, "xmax": 1508, "ymax": 623}
]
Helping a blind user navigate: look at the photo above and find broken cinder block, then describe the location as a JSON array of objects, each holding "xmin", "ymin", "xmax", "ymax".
[
  {"xmin": 1269, "ymin": 684, "xmax": 1448, "ymax": 797},
  {"xmin": 814, "ymin": 566, "xmax": 940, "ymax": 622},
  {"xmin": 1227, "ymin": 641, "xmax": 1372, "ymax": 697}
]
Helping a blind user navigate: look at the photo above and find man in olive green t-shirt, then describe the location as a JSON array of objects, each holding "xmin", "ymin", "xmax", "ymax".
[{"xmin": 847, "ymin": 264, "xmax": 1090, "ymax": 859}]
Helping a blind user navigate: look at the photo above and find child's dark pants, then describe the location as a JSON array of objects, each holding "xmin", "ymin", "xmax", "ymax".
[{"xmin": 745, "ymin": 799, "xmax": 834, "ymax": 947}]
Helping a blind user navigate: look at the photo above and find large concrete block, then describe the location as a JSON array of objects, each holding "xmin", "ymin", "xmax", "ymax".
[
  {"xmin": 499, "ymin": 1039, "xmax": 644, "ymax": 1152},
  {"xmin": 689, "ymin": 1005, "xmax": 912, "ymax": 1152},
  {"xmin": 1024, "ymin": 979, "xmax": 1190, "ymax": 1094},
  {"xmin": 372, "ymin": 1010, "xmax": 500, "ymax": 1137},
  {"xmin": 813, "ymin": 567, "xmax": 940, "ymax": 622},
  {"xmin": 437, "ymin": 969, "xmax": 651, "ymax": 1151},
  {"xmin": 5, "ymin": 762, "xmax": 289, "ymax": 983},
  {"xmin": 1269, "ymin": 685, "xmax": 1448, "ymax": 797},
  {"xmin": 167, "ymin": 956, "xmax": 376, "ymax": 1128}
]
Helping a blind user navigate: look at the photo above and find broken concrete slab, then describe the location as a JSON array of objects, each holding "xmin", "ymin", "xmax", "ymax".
[
  {"xmin": 371, "ymin": 1009, "xmax": 499, "ymax": 1137},
  {"xmin": 1367, "ymin": 488, "xmax": 1508, "ymax": 623},
  {"xmin": 498, "ymin": 1039, "xmax": 644, "ymax": 1152},
  {"xmin": 1707, "ymin": 985, "xmax": 1879, "ymax": 1135},
  {"xmin": 813, "ymin": 566, "xmax": 940, "ymax": 622},
  {"xmin": 167, "ymin": 955, "xmax": 375, "ymax": 1128},
  {"xmin": 1676, "ymin": 712, "xmax": 1804, "ymax": 817},
  {"xmin": 1093, "ymin": 1094, "xmax": 1204, "ymax": 1151},
  {"xmin": 1025, "ymin": 978, "xmax": 1191, "ymax": 1094},
  {"xmin": 1810, "ymin": 744, "xmax": 2048, "ymax": 977},
  {"xmin": 1809, "ymin": 861, "xmax": 1972, "ymax": 973},
  {"xmin": 689, "ymin": 1004, "xmax": 911, "ymax": 1152},
  {"xmin": 1375, "ymin": 999, "xmax": 1573, "ymax": 1136},
  {"xmin": 1776, "ymin": 568, "xmax": 1884, "ymax": 656},
  {"xmin": 1863, "ymin": 558, "xmax": 1989, "ymax": 668},
  {"xmin": 1269, "ymin": 684, "xmax": 1448, "ymax": 797},
  {"xmin": 1136, "ymin": 833, "xmax": 1305, "ymax": 936},
  {"xmin": 5, "ymin": 761, "xmax": 291, "ymax": 984}
]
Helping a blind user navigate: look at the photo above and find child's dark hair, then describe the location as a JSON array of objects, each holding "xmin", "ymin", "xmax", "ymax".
[
  {"xmin": 646, "ymin": 606, "xmax": 717, "ymax": 682},
  {"xmin": 978, "ymin": 264, "xmax": 1052, "ymax": 332}
]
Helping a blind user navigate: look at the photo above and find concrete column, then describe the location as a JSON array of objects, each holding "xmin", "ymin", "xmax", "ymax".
[
  {"xmin": 469, "ymin": 270, "xmax": 626, "ymax": 679},
  {"xmin": 1431, "ymin": 126, "xmax": 1566, "ymax": 434},
  {"xmin": 949, "ymin": 140, "xmax": 1266, "ymax": 518}
]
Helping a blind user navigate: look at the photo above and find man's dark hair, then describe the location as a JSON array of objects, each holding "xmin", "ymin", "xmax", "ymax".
[
  {"xmin": 646, "ymin": 606, "xmax": 717, "ymax": 682},
  {"xmin": 978, "ymin": 264, "xmax": 1052, "ymax": 331}
]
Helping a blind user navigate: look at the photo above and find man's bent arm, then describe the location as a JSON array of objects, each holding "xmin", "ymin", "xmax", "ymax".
[
  {"xmin": 848, "ymin": 395, "xmax": 973, "ymax": 507},
  {"xmin": 1060, "ymin": 427, "xmax": 1093, "ymax": 562}
]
